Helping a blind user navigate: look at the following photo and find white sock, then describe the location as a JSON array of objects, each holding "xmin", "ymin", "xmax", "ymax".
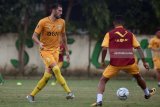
[
  {"xmin": 158, "ymin": 82, "xmax": 160, "ymax": 85},
  {"xmin": 144, "ymin": 88, "xmax": 149, "ymax": 96},
  {"xmin": 96, "ymin": 94, "xmax": 103, "ymax": 103}
]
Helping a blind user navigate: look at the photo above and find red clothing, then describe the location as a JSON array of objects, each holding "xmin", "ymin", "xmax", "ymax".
[
  {"xmin": 59, "ymin": 44, "xmax": 65, "ymax": 62},
  {"xmin": 108, "ymin": 27, "xmax": 135, "ymax": 66}
]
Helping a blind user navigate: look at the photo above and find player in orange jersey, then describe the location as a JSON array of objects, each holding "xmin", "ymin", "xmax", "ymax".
[
  {"xmin": 148, "ymin": 28, "xmax": 160, "ymax": 87},
  {"xmin": 26, "ymin": 3, "xmax": 74, "ymax": 102},
  {"xmin": 91, "ymin": 15, "xmax": 156, "ymax": 106}
]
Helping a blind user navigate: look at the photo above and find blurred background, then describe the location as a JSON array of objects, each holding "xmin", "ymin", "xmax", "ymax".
[
  {"xmin": 0, "ymin": 1, "xmax": 160, "ymax": 107},
  {"xmin": 0, "ymin": 0, "xmax": 160, "ymax": 78}
]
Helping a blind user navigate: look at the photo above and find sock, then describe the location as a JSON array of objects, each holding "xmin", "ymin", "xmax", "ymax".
[
  {"xmin": 52, "ymin": 65, "xmax": 71, "ymax": 93},
  {"xmin": 96, "ymin": 94, "xmax": 103, "ymax": 103},
  {"xmin": 158, "ymin": 82, "xmax": 160, "ymax": 85},
  {"xmin": 30, "ymin": 72, "xmax": 51, "ymax": 96},
  {"xmin": 144, "ymin": 88, "xmax": 150, "ymax": 96}
]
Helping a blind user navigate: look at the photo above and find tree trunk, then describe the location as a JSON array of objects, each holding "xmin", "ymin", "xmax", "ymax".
[
  {"xmin": 87, "ymin": 35, "xmax": 91, "ymax": 77},
  {"xmin": 65, "ymin": 0, "xmax": 74, "ymax": 23},
  {"xmin": 18, "ymin": 8, "xmax": 29, "ymax": 76},
  {"xmin": 18, "ymin": 36, "xmax": 25, "ymax": 76}
]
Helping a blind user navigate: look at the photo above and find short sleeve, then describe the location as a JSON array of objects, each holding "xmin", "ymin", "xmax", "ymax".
[
  {"xmin": 132, "ymin": 34, "xmax": 140, "ymax": 48},
  {"xmin": 34, "ymin": 20, "xmax": 43, "ymax": 35},
  {"xmin": 101, "ymin": 33, "xmax": 109, "ymax": 47},
  {"xmin": 148, "ymin": 38, "xmax": 154, "ymax": 48}
]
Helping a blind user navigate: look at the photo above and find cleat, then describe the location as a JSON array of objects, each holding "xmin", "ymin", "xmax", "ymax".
[
  {"xmin": 66, "ymin": 92, "xmax": 75, "ymax": 100},
  {"xmin": 144, "ymin": 88, "xmax": 156, "ymax": 99},
  {"xmin": 26, "ymin": 95, "xmax": 35, "ymax": 102},
  {"xmin": 91, "ymin": 101, "xmax": 102, "ymax": 107}
]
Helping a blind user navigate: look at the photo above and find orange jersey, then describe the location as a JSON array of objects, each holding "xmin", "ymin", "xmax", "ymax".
[
  {"xmin": 148, "ymin": 36, "xmax": 160, "ymax": 58},
  {"xmin": 34, "ymin": 17, "xmax": 65, "ymax": 51}
]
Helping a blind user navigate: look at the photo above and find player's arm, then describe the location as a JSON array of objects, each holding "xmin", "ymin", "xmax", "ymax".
[
  {"xmin": 62, "ymin": 33, "xmax": 70, "ymax": 62},
  {"xmin": 61, "ymin": 20, "xmax": 70, "ymax": 62},
  {"xmin": 101, "ymin": 47, "xmax": 107, "ymax": 67},
  {"xmin": 135, "ymin": 47, "xmax": 149, "ymax": 70},
  {"xmin": 133, "ymin": 34, "xmax": 149, "ymax": 70},
  {"xmin": 32, "ymin": 32, "xmax": 44, "ymax": 49},
  {"xmin": 32, "ymin": 20, "xmax": 44, "ymax": 49},
  {"xmin": 101, "ymin": 33, "xmax": 109, "ymax": 67}
]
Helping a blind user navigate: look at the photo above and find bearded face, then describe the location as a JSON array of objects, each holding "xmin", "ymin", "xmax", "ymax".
[{"xmin": 54, "ymin": 7, "xmax": 62, "ymax": 19}]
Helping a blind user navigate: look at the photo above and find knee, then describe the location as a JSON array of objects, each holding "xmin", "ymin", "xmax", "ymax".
[
  {"xmin": 52, "ymin": 65, "xmax": 60, "ymax": 73},
  {"xmin": 50, "ymin": 63, "xmax": 57, "ymax": 68},
  {"xmin": 100, "ymin": 76, "xmax": 109, "ymax": 83},
  {"xmin": 133, "ymin": 74, "xmax": 144, "ymax": 82}
]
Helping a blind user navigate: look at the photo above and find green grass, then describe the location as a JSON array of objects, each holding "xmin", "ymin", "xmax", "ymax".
[{"xmin": 0, "ymin": 78, "xmax": 160, "ymax": 107}]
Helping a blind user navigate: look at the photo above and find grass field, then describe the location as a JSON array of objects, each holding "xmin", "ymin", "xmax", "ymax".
[{"xmin": 0, "ymin": 78, "xmax": 160, "ymax": 107}]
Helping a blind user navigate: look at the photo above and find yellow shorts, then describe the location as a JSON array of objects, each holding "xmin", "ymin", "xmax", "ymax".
[
  {"xmin": 153, "ymin": 57, "xmax": 160, "ymax": 70},
  {"xmin": 103, "ymin": 63, "xmax": 139, "ymax": 78},
  {"xmin": 40, "ymin": 50, "xmax": 59, "ymax": 68}
]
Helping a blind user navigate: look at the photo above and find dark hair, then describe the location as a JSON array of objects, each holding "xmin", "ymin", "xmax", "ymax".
[
  {"xmin": 51, "ymin": 3, "xmax": 62, "ymax": 9},
  {"xmin": 113, "ymin": 15, "xmax": 124, "ymax": 25}
]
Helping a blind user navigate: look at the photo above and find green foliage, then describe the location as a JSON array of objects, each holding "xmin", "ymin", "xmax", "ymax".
[
  {"xmin": 62, "ymin": 61, "xmax": 70, "ymax": 68},
  {"xmin": 152, "ymin": 0, "xmax": 160, "ymax": 22},
  {"xmin": 107, "ymin": 0, "xmax": 159, "ymax": 34},
  {"xmin": 82, "ymin": 0, "xmax": 110, "ymax": 38},
  {"xmin": 0, "ymin": 0, "xmax": 44, "ymax": 34},
  {"xmin": 1, "ymin": 0, "xmax": 160, "ymax": 36},
  {"xmin": 67, "ymin": 38, "xmax": 75, "ymax": 44},
  {"xmin": 25, "ymin": 39, "xmax": 34, "ymax": 48}
]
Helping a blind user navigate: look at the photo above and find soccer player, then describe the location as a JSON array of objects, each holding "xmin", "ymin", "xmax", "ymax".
[
  {"xmin": 26, "ymin": 3, "xmax": 74, "ymax": 102},
  {"xmin": 148, "ymin": 29, "xmax": 160, "ymax": 87},
  {"xmin": 91, "ymin": 15, "xmax": 156, "ymax": 106}
]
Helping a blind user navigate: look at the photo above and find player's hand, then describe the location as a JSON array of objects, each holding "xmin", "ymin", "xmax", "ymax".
[
  {"xmin": 99, "ymin": 62, "xmax": 107, "ymax": 69},
  {"xmin": 66, "ymin": 52, "xmax": 70, "ymax": 63},
  {"xmin": 39, "ymin": 42, "xmax": 44, "ymax": 49},
  {"xmin": 143, "ymin": 62, "xmax": 150, "ymax": 71}
]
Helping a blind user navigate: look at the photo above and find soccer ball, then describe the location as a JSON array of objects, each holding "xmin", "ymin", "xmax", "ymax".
[{"xmin": 116, "ymin": 87, "xmax": 129, "ymax": 100}]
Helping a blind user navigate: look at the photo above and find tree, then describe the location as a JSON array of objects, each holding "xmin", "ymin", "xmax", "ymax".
[
  {"xmin": 81, "ymin": 0, "xmax": 110, "ymax": 76},
  {"xmin": 152, "ymin": 0, "xmax": 160, "ymax": 24},
  {"xmin": 82, "ymin": 0, "xmax": 110, "ymax": 37},
  {"xmin": 0, "ymin": 0, "xmax": 44, "ymax": 75},
  {"xmin": 107, "ymin": 0, "xmax": 159, "ymax": 34}
]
